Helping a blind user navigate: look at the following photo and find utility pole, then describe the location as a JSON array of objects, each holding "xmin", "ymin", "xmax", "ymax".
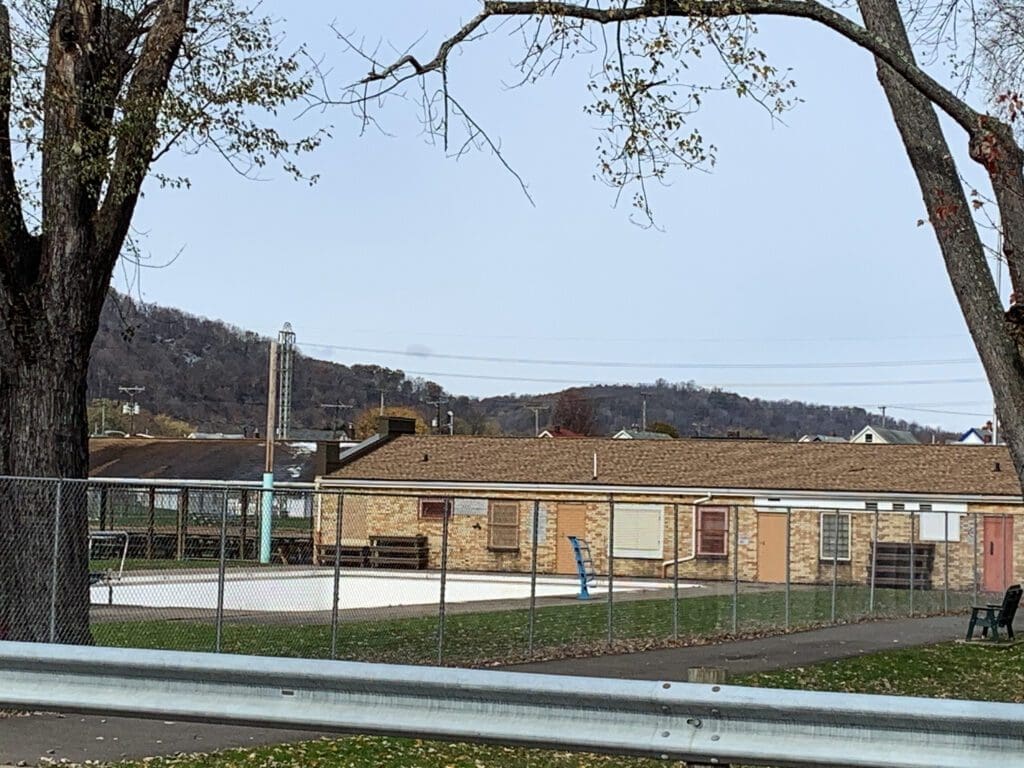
[
  {"xmin": 118, "ymin": 386, "xmax": 144, "ymax": 435},
  {"xmin": 426, "ymin": 398, "xmax": 449, "ymax": 435},
  {"xmin": 379, "ymin": 390, "xmax": 386, "ymax": 416},
  {"xmin": 261, "ymin": 340, "xmax": 278, "ymax": 565},
  {"xmin": 524, "ymin": 404, "xmax": 549, "ymax": 437},
  {"xmin": 321, "ymin": 403, "xmax": 354, "ymax": 438},
  {"xmin": 640, "ymin": 391, "xmax": 649, "ymax": 432}
]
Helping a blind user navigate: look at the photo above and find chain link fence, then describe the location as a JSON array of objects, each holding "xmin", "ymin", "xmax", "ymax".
[{"xmin": 0, "ymin": 476, "xmax": 1019, "ymax": 665}]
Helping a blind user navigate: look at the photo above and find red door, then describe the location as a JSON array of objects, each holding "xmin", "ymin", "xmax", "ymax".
[{"xmin": 983, "ymin": 516, "xmax": 1014, "ymax": 593}]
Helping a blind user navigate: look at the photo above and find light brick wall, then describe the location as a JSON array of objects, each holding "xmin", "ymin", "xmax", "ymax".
[{"xmin": 315, "ymin": 487, "xmax": 1024, "ymax": 588}]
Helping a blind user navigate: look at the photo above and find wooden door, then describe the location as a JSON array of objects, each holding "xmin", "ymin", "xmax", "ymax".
[
  {"xmin": 556, "ymin": 504, "xmax": 588, "ymax": 575},
  {"xmin": 757, "ymin": 512, "xmax": 788, "ymax": 583},
  {"xmin": 983, "ymin": 516, "xmax": 1014, "ymax": 593}
]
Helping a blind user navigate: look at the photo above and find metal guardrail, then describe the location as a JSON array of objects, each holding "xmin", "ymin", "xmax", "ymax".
[{"xmin": 1, "ymin": 643, "xmax": 1022, "ymax": 767}]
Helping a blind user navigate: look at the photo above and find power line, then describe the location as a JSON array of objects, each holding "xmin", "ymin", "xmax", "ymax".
[
  {"xmin": 306, "ymin": 342, "xmax": 979, "ymax": 371},
  {"xmin": 400, "ymin": 369, "xmax": 988, "ymax": 389}
]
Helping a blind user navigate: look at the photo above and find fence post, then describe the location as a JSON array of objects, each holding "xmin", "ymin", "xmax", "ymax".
[
  {"xmin": 177, "ymin": 488, "xmax": 189, "ymax": 561},
  {"xmin": 146, "ymin": 487, "xmax": 156, "ymax": 560},
  {"xmin": 785, "ymin": 507, "xmax": 791, "ymax": 630},
  {"xmin": 943, "ymin": 511, "xmax": 950, "ymax": 614},
  {"xmin": 830, "ymin": 510, "xmax": 839, "ymax": 624},
  {"xmin": 330, "ymin": 492, "xmax": 344, "ymax": 660},
  {"xmin": 215, "ymin": 489, "xmax": 228, "ymax": 653},
  {"xmin": 1002, "ymin": 515, "xmax": 1008, "ymax": 593},
  {"xmin": 528, "ymin": 500, "xmax": 539, "ymax": 656},
  {"xmin": 869, "ymin": 504, "xmax": 879, "ymax": 614},
  {"xmin": 608, "ymin": 495, "xmax": 615, "ymax": 647},
  {"xmin": 731, "ymin": 506, "xmax": 738, "ymax": 634},
  {"xmin": 49, "ymin": 479, "xmax": 63, "ymax": 644},
  {"xmin": 973, "ymin": 511, "xmax": 979, "ymax": 605},
  {"xmin": 99, "ymin": 484, "xmax": 108, "ymax": 531},
  {"xmin": 672, "ymin": 502, "xmax": 680, "ymax": 640},
  {"xmin": 240, "ymin": 490, "xmax": 249, "ymax": 561},
  {"xmin": 437, "ymin": 498, "xmax": 450, "ymax": 665},
  {"xmin": 909, "ymin": 509, "xmax": 916, "ymax": 617}
]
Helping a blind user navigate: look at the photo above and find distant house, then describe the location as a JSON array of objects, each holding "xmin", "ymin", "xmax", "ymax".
[
  {"xmin": 612, "ymin": 429, "xmax": 672, "ymax": 440},
  {"xmin": 850, "ymin": 426, "xmax": 919, "ymax": 445},
  {"xmin": 798, "ymin": 434, "xmax": 847, "ymax": 443},
  {"xmin": 538, "ymin": 426, "xmax": 584, "ymax": 438},
  {"xmin": 952, "ymin": 422, "xmax": 994, "ymax": 445}
]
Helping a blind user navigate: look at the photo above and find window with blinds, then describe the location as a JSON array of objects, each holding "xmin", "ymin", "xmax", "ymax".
[
  {"xmin": 488, "ymin": 501, "xmax": 520, "ymax": 551},
  {"xmin": 820, "ymin": 512, "xmax": 851, "ymax": 560},
  {"xmin": 612, "ymin": 504, "xmax": 664, "ymax": 559}
]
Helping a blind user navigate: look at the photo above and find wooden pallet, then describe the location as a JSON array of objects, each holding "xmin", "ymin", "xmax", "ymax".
[
  {"xmin": 369, "ymin": 534, "xmax": 429, "ymax": 570},
  {"xmin": 867, "ymin": 542, "xmax": 936, "ymax": 590},
  {"xmin": 315, "ymin": 543, "xmax": 370, "ymax": 567}
]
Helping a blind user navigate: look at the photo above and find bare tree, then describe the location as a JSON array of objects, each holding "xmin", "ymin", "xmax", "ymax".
[
  {"xmin": 340, "ymin": 0, "xmax": 1024, "ymax": 490},
  {"xmin": 0, "ymin": 0, "xmax": 319, "ymax": 643},
  {"xmin": 553, "ymin": 390, "xmax": 596, "ymax": 435}
]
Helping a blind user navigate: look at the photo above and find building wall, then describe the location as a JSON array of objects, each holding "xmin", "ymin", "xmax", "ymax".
[{"xmin": 315, "ymin": 487, "xmax": 1024, "ymax": 590}]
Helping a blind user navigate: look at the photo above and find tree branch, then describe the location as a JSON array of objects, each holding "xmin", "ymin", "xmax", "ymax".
[
  {"xmin": 95, "ymin": 0, "xmax": 188, "ymax": 273},
  {"xmin": 386, "ymin": 0, "xmax": 988, "ymax": 140},
  {"xmin": 0, "ymin": 3, "xmax": 28, "ymax": 260}
]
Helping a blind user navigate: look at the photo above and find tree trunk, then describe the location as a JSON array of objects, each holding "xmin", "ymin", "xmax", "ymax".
[
  {"xmin": 857, "ymin": 0, "xmax": 1024, "ymax": 487},
  {"xmin": 0, "ymin": 289, "xmax": 96, "ymax": 644}
]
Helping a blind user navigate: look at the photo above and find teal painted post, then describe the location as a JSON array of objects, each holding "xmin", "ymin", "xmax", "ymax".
[{"xmin": 260, "ymin": 472, "xmax": 273, "ymax": 564}]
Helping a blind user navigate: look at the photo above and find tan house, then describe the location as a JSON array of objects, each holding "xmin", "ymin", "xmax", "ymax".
[{"xmin": 316, "ymin": 420, "xmax": 1024, "ymax": 592}]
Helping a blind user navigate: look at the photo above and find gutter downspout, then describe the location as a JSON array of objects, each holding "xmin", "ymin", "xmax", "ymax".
[{"xmin": 663, "ymin": 492, "xmax": 712, "ymax": 577}]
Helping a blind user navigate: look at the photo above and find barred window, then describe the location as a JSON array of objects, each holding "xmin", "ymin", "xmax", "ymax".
[
  {"xmin": 488, "ymin": 501, "xmax": 519, "ymax": 550},
  {"xmin": 820, "ymin": 512, "xmax": 851, "ymax": 561}
]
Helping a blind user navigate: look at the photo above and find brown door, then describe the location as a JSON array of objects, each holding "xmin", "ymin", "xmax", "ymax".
[
  {"xmin": 757, "ymin": 512, "xmax": 788, "ymax": 583},
  {"xmin": 556, "ymin": 504, "xmax": 588, "ymax": 575},
  {"xmin": 983, "ymin": 516, "xmax": 1014, "ymax": 593}
]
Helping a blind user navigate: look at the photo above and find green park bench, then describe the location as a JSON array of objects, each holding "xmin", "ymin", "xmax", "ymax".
[{"xmin": 966, "ymin": 584, "xmax": 1021, "ymax": 641}]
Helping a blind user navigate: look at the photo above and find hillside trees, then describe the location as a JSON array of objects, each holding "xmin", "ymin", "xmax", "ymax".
[
  {"xmin": 0, "ymin": 0, "xmax": 319, "ymax": 643},
  {"xmin": 349, "ymin": 1, "xmax": 1024, "ymax": 488}
]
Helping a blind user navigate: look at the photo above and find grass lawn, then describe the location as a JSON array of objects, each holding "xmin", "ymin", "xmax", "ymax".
[
  {"xmin": 105, "ymin": 641, "xmax": 1023, "ymax": 768},
  {"xmin": 93, "ymin": 585, "xmax": 971, "ymax": 664}
]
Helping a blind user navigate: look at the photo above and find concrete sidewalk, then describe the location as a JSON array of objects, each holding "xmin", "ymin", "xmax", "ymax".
[{"xmin": 0, "ymin": 614, "xmax": 964, "ymax": 766}]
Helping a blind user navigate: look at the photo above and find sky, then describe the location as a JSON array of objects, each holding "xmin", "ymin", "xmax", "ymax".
[{"xmin": 116, "ymin": 2, "xmax": 1002, "ymax": 432}]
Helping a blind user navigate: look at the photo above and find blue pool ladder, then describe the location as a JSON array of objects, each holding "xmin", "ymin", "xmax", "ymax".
[{"xmin": 568, "ymin": 536, "xmax": 596, "ymax": 600}]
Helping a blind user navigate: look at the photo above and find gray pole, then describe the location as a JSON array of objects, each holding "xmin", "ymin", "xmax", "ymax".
[
  {"xmin": 732, "ymin": 506, "xmax": 739, "ymax": 634},
  {"xmin": 607, "ymin": 495, "xmax": 615, "ymax": 647},
  {"xmin": 528, "ymin": 500, "xmax": 540, "ymax": 656},
  {"xmin": 437, "ymin": 499, "xmax": 450, "ymax": 664},
  {"xmin": 831, "ymin": 511, "xmax": 839, "ymax": 624},
  {"xmin": 909, "ymin": 509, "xmax": 916, "ymax": 617},
  {"xmin": 49, "ymin": 480, "xmax": 63, "ymax": 644},
  {"xmin": 785, "ymin": 507, "xmax": 792, "ymax": 629},
  {"xmin": 869, "ymin": 504, "xmax": 880, "ymax": 614},
  {"xmin": 672, "ymin": 503, "xmax": 679, "ymax": 640},
  {"xmin": 330, "ymin": 492, "xmax": 344, "ymax": 660},
  {"xmin": 943, "ymin": 511, "xmax": 950, "ymax": 614},
  {"xmin": 215, "ymin": 490, "xmax": 229, "ymax": 653},
  {"xmin": 973, "ymin": 512, "xmax": 979, "ymax": 605}
]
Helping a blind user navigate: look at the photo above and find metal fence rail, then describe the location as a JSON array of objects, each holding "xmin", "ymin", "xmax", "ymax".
[{"xmin": 0, "ymin": 642, "xmax": 1021, "ymax": 768}]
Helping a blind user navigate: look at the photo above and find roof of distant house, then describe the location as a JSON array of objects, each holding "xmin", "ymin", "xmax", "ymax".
[
  {"xmin": 325, "ymin": 435, "xmax": 1021, "ymax": 498},
  {"xmin": 613, "ymin": 429, "xmax": 673, "ymax": 440},
  {"xmin": 538, "ymin": 426, "xmax": 584, "ymax": 438},
  {"xmin": 89, "ymin": 438, "xmax": 319, "ymax": 482},
  {"xmin": 853, "ymin": 425, "xmax": 919, "ymax": 444},
  {"xmin": 798, "ymin": 434, "xmax": 848, "ymax": 443}
]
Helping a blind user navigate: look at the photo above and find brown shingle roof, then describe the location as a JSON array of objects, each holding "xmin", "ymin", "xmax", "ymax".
[
  {"xmin": 327, "ymin": 435, "xmax": 1023, "ymax": 497},
  {"xmin": 89, "ymin": 438, "xmax": 318, "ymax": 482}
]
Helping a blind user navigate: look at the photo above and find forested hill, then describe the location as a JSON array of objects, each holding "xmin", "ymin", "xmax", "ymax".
[{"xmin": 88, "ymin": 292, "xmax": 939, "ymax": 440}]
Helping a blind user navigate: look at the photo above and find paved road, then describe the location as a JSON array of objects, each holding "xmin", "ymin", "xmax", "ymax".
[{"xmin": 0, "ymin": 614, "xmax": 964, "ymax": 766}]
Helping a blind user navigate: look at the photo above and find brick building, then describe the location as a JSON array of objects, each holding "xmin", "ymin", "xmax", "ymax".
[{"xmin": 315, "ymin": 420, "xmax": 1023, "ymax": 592}]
